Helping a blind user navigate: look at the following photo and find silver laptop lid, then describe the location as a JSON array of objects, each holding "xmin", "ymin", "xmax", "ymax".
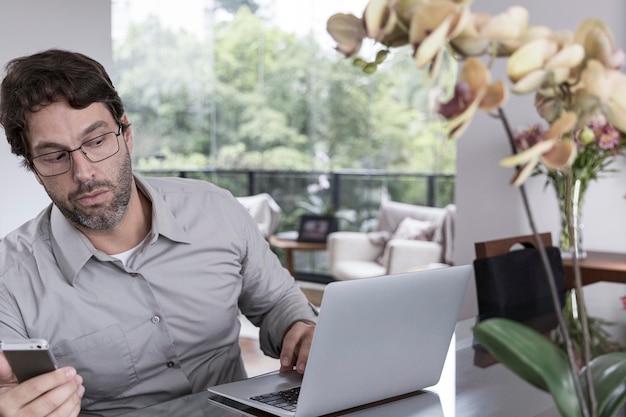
[{"xmin": 296, "ymin": 265, "xmax": 470, "ymax": 417}]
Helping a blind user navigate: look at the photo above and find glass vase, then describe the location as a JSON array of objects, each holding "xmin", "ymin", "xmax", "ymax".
[{"xmin": 557, "ymin": 178, "xmax": 587, "ymax": 259}]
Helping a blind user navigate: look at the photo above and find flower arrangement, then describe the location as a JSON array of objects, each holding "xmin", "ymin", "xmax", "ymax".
[
  {"xmin": 513, "ymin": 117, "xmax": 626, "ymax": 256},
  {"xmin": 327, "ymin": 1, "xmax": 626, "ymax": 417}
]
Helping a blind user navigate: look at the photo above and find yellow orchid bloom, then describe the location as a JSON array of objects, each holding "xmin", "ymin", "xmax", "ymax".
[
  {"xmin": 575, "ymin": 18, "xmax": 625, "ymax": 69},
  {"xmin": 408, "ymin": 1, "xmax": 470, "ymax": 77},
  {"xmin": 581, "ymin": 59, "xmax": 626, "ymax": 133},
  {"xmin": 363, "ymin": 0, "xmax": 422, "ymax": 48},
  {"xmin": 363, "ymin": 0, "xmax": 391, "ymax": 41},
  {"xmin": 326, "ymin": 13, "xmax": 367, "ymax": 58},
  {"xmin": 507, "ymin": 38, "xmax": 558, "ymax": 82},
  {"xmin": 439, "ymin": 58, "xmax": 508, "ymax": 139},
  {"xmin": 449, "ymin": 12, "xmax": 491, "ymax": 57},
  {"xmin": 506, "ymin": 37, "xmax": 585, "ymax": 95},
  {"xmin": 500, "ymin": 112, "xmax": 578, "ymax": 186},
  {"xmin": 479, "ymin": 6, "xmax": 529, "ymax": 56},
  {"xmin": 451, "ymin": 7, "xmax": 545, "ymax": 58}
]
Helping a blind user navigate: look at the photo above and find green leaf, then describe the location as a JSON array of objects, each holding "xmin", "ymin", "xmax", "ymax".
[
  {"xmin": 584, "ymin": 352, "xmax": 626, "ymax": 417},
  {"xmin": 474, "ymin": 318, "xmax": 582, "ymax": 417}
]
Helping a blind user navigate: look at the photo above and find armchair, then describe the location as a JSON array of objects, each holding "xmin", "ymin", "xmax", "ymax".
[
  {"xmin": 236, "ymin": 193, "xmax": 282, "ymax": 238},
  {"xmin": 327, "ymin": 201, "xmax": 456, "ymax": 280}
]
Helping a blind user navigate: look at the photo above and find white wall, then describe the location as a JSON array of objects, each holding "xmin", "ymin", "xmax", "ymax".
[
  {"xmin": 455, "ymin": 0, "xmax": 626, "ymax": 319},
  {"xmin": 0, "ymin": 0, "xmax": 111, "ymax": 236}
]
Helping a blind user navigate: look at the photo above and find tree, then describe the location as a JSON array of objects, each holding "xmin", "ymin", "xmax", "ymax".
[
  {"xmin": 112, "ymin": 7, "xmax": 456, "ymax": 174},
  {"xmin": 216, "ymin": 0, "xmax": 258, "ymax": 14}
]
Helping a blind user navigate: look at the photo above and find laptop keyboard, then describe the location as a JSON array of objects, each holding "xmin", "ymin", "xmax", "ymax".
[{"xmin": 250, "ymin": 386, "xmax": 300, "ymax": 412}]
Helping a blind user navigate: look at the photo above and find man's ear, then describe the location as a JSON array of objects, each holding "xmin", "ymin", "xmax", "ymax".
[{"xmin": 120, "ymin": 113, "xmax": 133, "ymax": 153}]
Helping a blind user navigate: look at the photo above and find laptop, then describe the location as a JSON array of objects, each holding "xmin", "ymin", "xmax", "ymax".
[{"xmin": 208, "ymin": 265, "xmax": 471, "ymax": 417}]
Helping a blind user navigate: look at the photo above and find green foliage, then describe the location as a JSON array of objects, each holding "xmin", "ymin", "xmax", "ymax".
[
  {"xmin": 216, "ymin": 0, "xmax": 259, "ymax": 14},
  {"xmin": 113, "ymin": 7, "xmax": 457, "ymax": 174},
  {"xmin": 474, "ymin": 318, "xmax": 626, "ymax": 417},
  {"xmin": 553, "ymin": 290, "xmax": 625, "ymax": 362}
]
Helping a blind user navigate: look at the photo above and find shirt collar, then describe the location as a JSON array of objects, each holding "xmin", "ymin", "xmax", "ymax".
[
  {"xmin": 50, "ymin": 205, "xmax": 94, "ymax": 284},
  {"xmin": 133, "ymin": 174, "xmax": 192, "ymax": 245},
  {"xmin": 50, "ymin": 174, "xmax": 192, "ymax": 284}
]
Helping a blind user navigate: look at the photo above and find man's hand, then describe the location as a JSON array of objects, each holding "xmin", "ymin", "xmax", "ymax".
[
  {"xmin": 0, "ymin": 352, "xmax": 84, "ymax": 417},
  {"xmin": 279, "ymin": 321, "xmax": 316, "ymax": 374}
]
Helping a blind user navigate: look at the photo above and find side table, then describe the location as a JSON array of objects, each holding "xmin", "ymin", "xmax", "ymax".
[
  {"xmin": 268, "ymin": 235, "xmax": 327, "ymax": 277},
  {"xmin": 562, "ymin": 251, "xmax": 626, "ymax": 288}
]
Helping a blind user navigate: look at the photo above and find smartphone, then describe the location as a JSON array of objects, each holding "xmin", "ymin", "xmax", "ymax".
[{"xmin": 0, "ymin": 339, "xmax": 58, "ymax": 382}]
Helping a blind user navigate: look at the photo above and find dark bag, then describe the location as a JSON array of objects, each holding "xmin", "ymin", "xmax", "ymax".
[{"xmin": 473, "ymin": 246, "xmax": 567, "ymax": 333}]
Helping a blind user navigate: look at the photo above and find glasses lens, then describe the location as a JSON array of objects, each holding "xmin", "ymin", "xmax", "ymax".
[
  {"xmin": 81, "ymin": 132, "xmax": 120, "ymax": 163},
  {"xmin": 32, "ymin": 131, "xmax": 121, "ymax": 177},
  {"xmin": 33, "ymin": 151, "xmax": 71, "ymax": 176}
]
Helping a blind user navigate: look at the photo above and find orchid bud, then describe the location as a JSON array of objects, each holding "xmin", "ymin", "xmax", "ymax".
[
  {"xmin": 352, "ymin": 58, "xmax": 367, "ymax": 68},
  {"xmin": 375, "ymin": 50, "xmax": 389, "ymax": 64},
  {"xmin": 363, "ymin": 63, "xmax": 378, "ymax": 74},
  {"xmin": 578, "ymin": 126, "xmax": 595, "ymax": 144}
]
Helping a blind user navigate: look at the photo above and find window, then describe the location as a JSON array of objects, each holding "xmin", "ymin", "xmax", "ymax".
[{"xmin": 111, "ymin": 0, "xmax": 457, "ymax": 174}]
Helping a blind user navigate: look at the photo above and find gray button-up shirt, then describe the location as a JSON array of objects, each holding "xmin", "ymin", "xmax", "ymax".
[{"xmin": 0, "ymin": 175, "xmax": 318, "ymax": 416}]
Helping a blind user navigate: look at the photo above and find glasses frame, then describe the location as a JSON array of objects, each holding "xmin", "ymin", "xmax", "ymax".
[{"xmin": 31, "ymin": 124, "xmax": 123, "ymax": 177}]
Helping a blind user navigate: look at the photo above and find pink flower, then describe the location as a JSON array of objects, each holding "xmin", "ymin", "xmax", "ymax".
[
  {"xmin": 438, "ymin": 82, "xmax": 473, "ymax": 119},
  {"xmin": 591, "ymin": 123, "xmax": 621, "ymax": 150},
  {"xmin": 513, "ymin": 124, "xmax": 545, "ymax": 150}
]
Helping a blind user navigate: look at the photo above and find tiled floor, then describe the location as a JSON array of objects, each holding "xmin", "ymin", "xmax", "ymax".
[{"xmin": 239, "ymin": 336, "xmax": 280, "ymax": 377}]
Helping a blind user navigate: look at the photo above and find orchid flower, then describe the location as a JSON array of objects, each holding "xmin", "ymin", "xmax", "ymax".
[
  {"xmin": 580, "ymin": 59, "xmax": 626, "ymax": 134},
  {"xmin": 574, "ymin": 18, "xmax": 626, "ymax": 70},
  {"xmin": 438, "ymin": 58, "xmax": 507, "ymax": 139},
  {"xmin": 451, "ymin": 6, "xmax": 532, "ymax": 58},
  {"xmin": 327, "ymin": 4, "xmax": 626, "ymax": 416},
  {"xmin": 407, "ymin": 1, "xmax": 469, "ymax": 78},
  {"xmin": 500, "ymin": 112, "xmax": 578, "ymax": 186},
  {"xmin": 507, "ymin": 37, "xmax": 585, "ymax": 95},
  {"xmin": 327, "ymin": 13, "xmax": 367, "ymax": 58}
]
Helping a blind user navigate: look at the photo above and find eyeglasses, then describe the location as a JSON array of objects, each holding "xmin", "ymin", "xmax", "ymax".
[{"xmin": 31, "ymin": 125, "xmax": 123, "ymax": 177}]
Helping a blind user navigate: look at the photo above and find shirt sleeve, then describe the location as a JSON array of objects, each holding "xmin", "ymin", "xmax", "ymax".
[{"xmin": 234, "ymin": 202, "xmax": 318, "ymax": 358}]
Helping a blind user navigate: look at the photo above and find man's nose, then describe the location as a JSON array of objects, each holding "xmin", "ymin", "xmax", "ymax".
[{"xmin": 71, "ymin": 149, "xmax": 96, "ymax": 181}]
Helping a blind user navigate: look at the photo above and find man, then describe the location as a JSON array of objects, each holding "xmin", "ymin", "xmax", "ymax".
[{"xmin": 0, "ymin": 49, "xmax": 317, "ymax": 417}]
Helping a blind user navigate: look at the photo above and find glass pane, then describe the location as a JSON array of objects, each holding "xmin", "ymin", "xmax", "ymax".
[
  {"xmin": 111, "ymin": 0, "xmax": 457, "ymax": 175},
  {"xmin": 112, "ymin": 0, "xmax": 456, "ymax": 278}
]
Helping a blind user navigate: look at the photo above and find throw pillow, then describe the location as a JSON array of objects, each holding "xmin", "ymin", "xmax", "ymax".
[
  {"xmin": 390, "ymin": 217, "xmax": 435, "ymax": 241},
  {"xmin": 377, "ymin": 218, "xmax": 435, "ymax": 266},
  {"xmin": 367, "ymin": 230, "xmax": 391, "ymax": 246}
]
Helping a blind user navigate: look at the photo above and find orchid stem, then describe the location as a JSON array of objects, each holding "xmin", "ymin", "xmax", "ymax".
[{"xmin": 497, "ymin": 107, "xmax": 591, "ymax": 417}]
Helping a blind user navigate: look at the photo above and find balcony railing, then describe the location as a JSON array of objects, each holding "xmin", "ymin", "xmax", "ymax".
[{"xmin": 138, "ymin": 168, "xmax": 455, "ymax": 233}]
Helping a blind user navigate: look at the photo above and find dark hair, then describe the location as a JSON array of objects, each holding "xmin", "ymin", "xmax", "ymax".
[{"xmin": 0, "ymin": 49, "xmax": 127, "ymax": 169}]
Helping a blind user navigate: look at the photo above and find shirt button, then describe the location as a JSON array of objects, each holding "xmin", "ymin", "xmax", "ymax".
[
  {"xmin": 151, "ymin": 315, "xmax": 161, "ymax": 324},
  {"xmin": 166, "ymin": 361, "xmax": 175, "ymax": 368},
  {"xmin": 129, "ymin": 273, "xmax": 138, "ymax": 277}
]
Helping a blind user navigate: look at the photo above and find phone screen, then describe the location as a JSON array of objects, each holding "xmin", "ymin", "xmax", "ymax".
[{"xmin": 0, "ymin": 339, "xmax": 58, "ymax": 382}]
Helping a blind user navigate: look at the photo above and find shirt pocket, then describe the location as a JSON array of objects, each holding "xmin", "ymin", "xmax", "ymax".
[{"xmin": 53, "ymin": 324, "xmax": 138, "ymax": 404}]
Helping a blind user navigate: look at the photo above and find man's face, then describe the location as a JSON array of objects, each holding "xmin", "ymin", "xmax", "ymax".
[{"xmin": 27, "ymin": 101, "xmax": 134, "ymax": 231}]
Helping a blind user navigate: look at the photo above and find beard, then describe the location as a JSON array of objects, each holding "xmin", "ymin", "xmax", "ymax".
[{"xmin": 46, "ymin": 153, "xmax": 134, "ymax": 230}]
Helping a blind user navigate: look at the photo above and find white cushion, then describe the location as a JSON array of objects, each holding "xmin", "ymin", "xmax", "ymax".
[
  {"xmin": 390, "ymin": 218, "xmax": 435, "ymax": 240},
  {"xmin": 332, "ymin": 261, "xmax": 386, "ymax": 281},
  {"xmin": 236, "ymin": 193, "xmax": 282, "ymax": 237},
  {"xmin": 379, "ymin": 218, "xmax": 435, "ymax": 266}
]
